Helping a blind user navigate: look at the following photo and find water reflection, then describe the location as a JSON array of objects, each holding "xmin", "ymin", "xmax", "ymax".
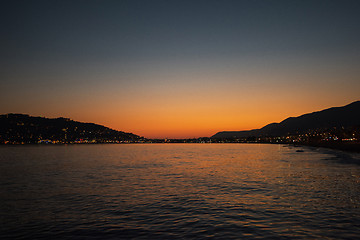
[{"xmin": 1, "ymin": 144, "xmax": 360, "ymax": 239}]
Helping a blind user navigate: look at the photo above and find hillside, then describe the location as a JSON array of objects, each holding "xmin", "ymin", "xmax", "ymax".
[
  {"xmin": 212, "ymin": 101, "xmax": 360, "ymax": 139},
  {"xmin": 0, "ymin": 114, "xmax": 142, "ymax": 144}
]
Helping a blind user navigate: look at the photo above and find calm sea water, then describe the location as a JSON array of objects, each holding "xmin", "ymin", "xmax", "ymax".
[{"xmin": 1, "ymin": 144, "xmax": 360, "ymax": 239}]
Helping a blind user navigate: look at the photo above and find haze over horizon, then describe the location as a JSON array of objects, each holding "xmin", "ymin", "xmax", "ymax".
[{"xmin": 1, "ymin": 0, "xmax": 360, "ymax": 138}]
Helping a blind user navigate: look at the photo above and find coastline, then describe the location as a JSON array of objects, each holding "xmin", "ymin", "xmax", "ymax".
[{"xmin": 291, "ymin": 142, "xmax": 360, "ymax": 153}]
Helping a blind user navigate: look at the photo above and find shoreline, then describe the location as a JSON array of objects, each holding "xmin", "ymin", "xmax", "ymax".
[{"xmin": 288, "ymin": 142, "xmax": 360, "ymax": 153}]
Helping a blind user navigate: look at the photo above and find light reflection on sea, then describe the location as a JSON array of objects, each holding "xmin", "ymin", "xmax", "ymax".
[{"xmin": 1, "ymin": 144, "xmax": 360, "ymax": 239}]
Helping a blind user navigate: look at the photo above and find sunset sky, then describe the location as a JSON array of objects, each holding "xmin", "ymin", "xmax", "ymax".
[{"xmin": 1, "ymin": 0, "xmax": 360, "ymax": 138}]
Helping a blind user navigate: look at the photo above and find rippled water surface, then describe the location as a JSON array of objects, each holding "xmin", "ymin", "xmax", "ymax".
[{"xmin": 1, "ymin": 144, "xmax": 360, "ymax": 239}]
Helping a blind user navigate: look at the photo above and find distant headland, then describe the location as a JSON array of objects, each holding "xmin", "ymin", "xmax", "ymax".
[
  {"xmin": 0, "ymin": 114, "xmax": 144, "ymax": 144},
  {"xmin": 211, "ymin": 100, "xmax": 360, "ymax": 152}
]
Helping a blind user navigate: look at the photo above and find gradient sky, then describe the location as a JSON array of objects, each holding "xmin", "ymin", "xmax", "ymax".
[{"xmin": 1, "ymin": 0, "xmax": 360, "ymax": 138}]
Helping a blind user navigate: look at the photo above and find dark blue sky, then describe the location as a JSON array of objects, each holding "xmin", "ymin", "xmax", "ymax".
[
  {"xmin": 3, "ymin": 0, "xmax": 360, "ymax": 73},
  {"xmin": 1, "ymin": 0, "xmax": 360, "ymax": 137}
]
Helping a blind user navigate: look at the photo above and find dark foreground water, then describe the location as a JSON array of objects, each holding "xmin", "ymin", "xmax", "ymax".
[{"xmin": 1, "ymin": 144, "xmax": 360, "ymax": 239}]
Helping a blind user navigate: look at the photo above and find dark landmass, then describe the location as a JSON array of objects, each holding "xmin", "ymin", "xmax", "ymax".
[
  {"xmin": 0, "ymin": 114, "xmax": 144, "ymax": 144},
  {"xmin": 211, "ymin": 101, "xmax": 360, "ymax": 152},
  {"xmin": 212, "ymin": 101, "xmax": 360, "ymax": 138}
]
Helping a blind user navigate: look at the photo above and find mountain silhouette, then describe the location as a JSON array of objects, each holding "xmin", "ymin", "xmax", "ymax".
[
  {"xmin": 0, "ymin": 114, "xmax": 142, "ymax": 143},
  {"xmin": 212, "ymin": 101, "xmax": 360, "ymax": 139}
]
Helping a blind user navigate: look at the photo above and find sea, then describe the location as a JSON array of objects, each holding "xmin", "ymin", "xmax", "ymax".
[{"xmin": 1, "ymin": 143, "xmax": 360, "ymax": 239}]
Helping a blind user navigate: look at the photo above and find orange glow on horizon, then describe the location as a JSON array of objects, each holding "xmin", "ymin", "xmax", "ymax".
[
  {"xmin": 77, "ymin": 96, "xmax": 357, "ymax": 139},
  {"xmin": 2, "ymin": 62, "xmax": 359, "ymax": 139}
]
